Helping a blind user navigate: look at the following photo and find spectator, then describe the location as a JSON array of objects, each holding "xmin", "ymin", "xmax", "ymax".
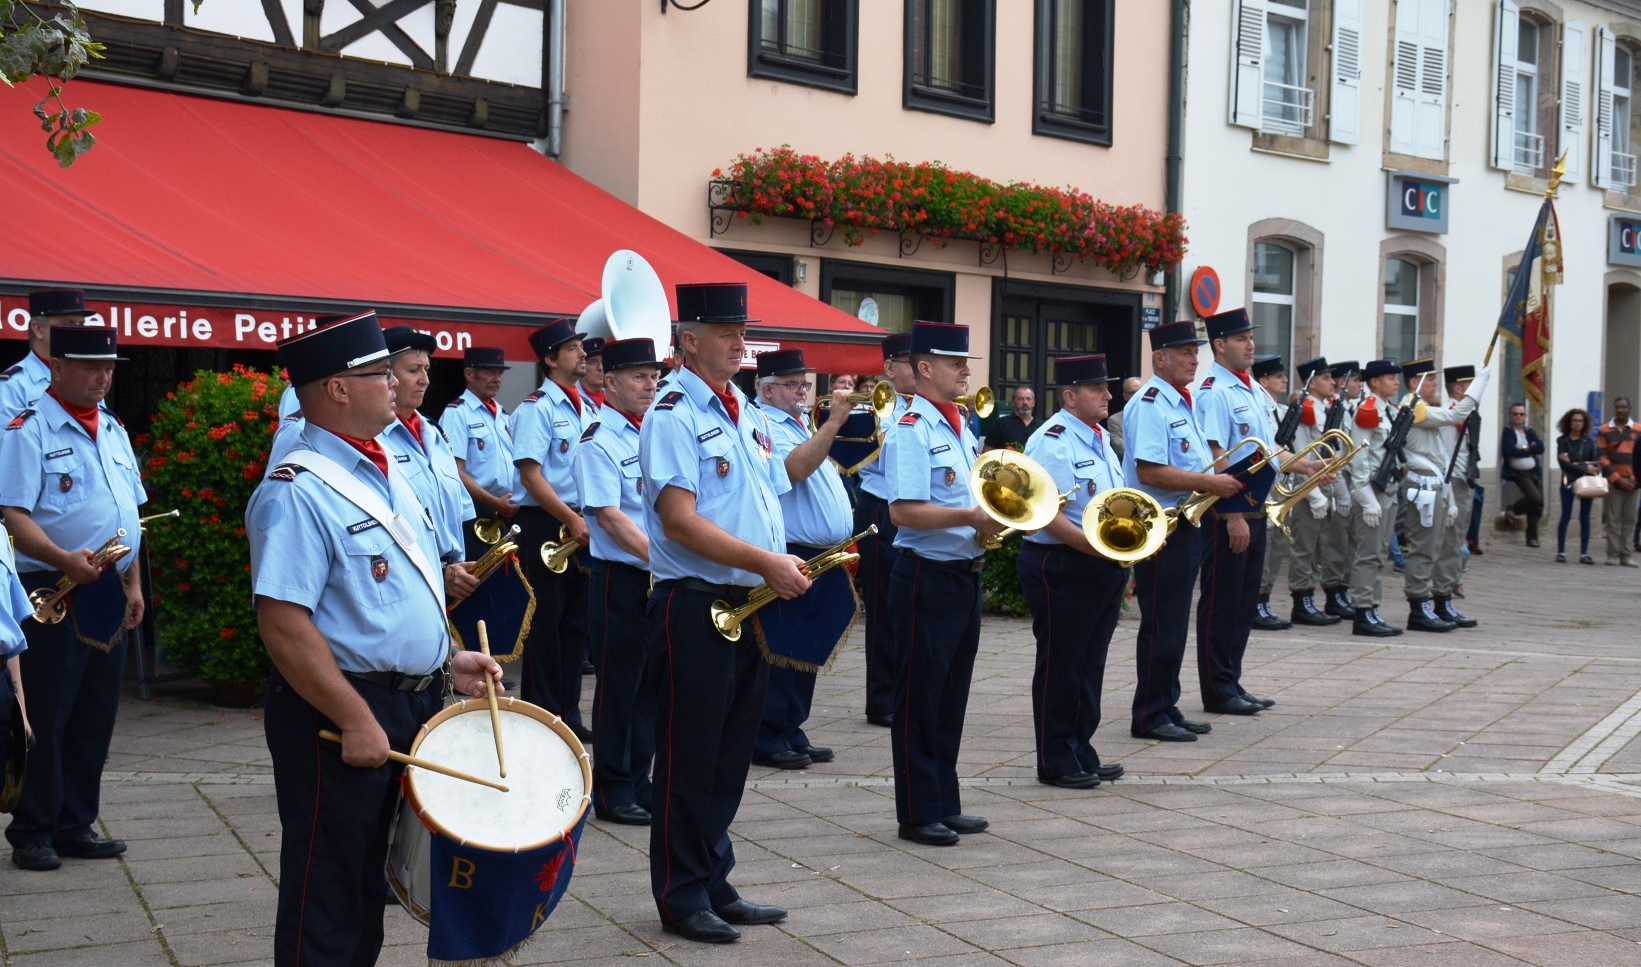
[
  {"xmin": 1500, "ymin": 403, "xmax": 1544, "ymax": 547},
  {"xmin": 983, "ymin": 385, "xmax": 1037, "ymax": 452},
  {"xmin": 1557, "ymin": 407, "xmax": 1600, "ymax": 564},
  {"xmin": 1107, "ymin": 377, "xmax": 1143, "ymax": 461},
  {"xmin": 831, "ymin": 373, "xmax": 856, "ymax": 394},
  {"xmin": 1597, "ymin": 396, "xmax": 1639, "ymax": 566}
]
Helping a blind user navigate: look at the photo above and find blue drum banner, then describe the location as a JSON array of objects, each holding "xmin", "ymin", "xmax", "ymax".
[{"xmin": 426, "ymin": 810, "xmax": 588, "ymax": 962}]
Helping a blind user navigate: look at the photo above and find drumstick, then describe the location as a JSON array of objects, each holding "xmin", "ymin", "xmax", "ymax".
[
  {"xmin": 317, "ymin": 730, "xmax": 509, "ymax": 793},
  {"xmin": 477, "ymin": 620, "xmax": 506, "ymax": 777}
]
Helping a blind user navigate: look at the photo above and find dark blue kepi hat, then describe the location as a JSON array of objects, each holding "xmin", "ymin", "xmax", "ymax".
[
  {"xmin": 1252, "ymin": 354, "xmax": 1285, "ymax": 379},
  {"xmin": 756, "ymin": 348, "xmax": 809, "ymax": 378},
  {"xmin": 1402, "ymin": 358, "xmax": 1436, "ymax": 379},
  {"xmin": 1203, "ymin": 307, "xmax": 1253, "ymax": 340},
  {"xmin": 529, "ymin": 317, "xmax": 581, "ymax": 358},
  {"xmin": 30, "ymin": 288, "xmax": 90, "ymax": 317},
  {"xmin": 463, "ymin": 346, "xmax": 509, "ymax": 369},
  {"xmin": 382, "ymin": 325, "xmax": 436, "ymax": 355},
  {"xmin": 1362, "ymin": 358, "xmax": 1399, "ymax": 379},
  {"xmin": 1330, "ymin": 360, "xmax": 1359, "ymax": 380},
  {"xmin": 881, "ymin": 331, "xmax": 912, "ymax": 360},
  {"xmin": 1056, "ymin": 354, "xmax": 1116, "ymax": 384},
  {"xmin": 50, "ymin": 324, "xmax": 126, "ymax": 361},
  {"xmin": 1444, "ymin": 364, "xmax": 1475, "ymax": 383},
  {"xmin": 909, "ymin": 320, "xmax": 977, "ymax": 357},
  {"xmin": 582, "ymin": 337, "xmax": 606, "ymax": 358},
  {"xmin": 1148, "ymin": 320, "xmax": 1206, "ymax": 350},
  {"xmin": 277, "ymin": 310, "xmax": 386, "ymax": 385},
  {"xmin": 1296, "ymin": 356, "xmax": 1330, "ymax": 382},
  {"xmin": 602, "ymin": 337, "xmax": 658, "ymax": 372},
  {"xmin": 677, "ymin": 282, "xmax": 757, "ymax": 323}
]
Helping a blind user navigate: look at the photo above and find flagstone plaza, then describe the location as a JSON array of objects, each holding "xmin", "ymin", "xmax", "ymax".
[{"xmin": 6, "ymin": 539, "xmax": 1641, "ymax": 967}]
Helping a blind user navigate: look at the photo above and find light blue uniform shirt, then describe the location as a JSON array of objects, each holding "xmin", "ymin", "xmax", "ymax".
[
  {"xmin": 856, "ymin": 393, "xmax": 908, "ymax": 500},
  {"xmin": 1194, "ymin": 361, "xmax": 1277, "ymax": 458},
  {"xmin": 639, "ymin": 366, "xmax": 789, "ymax": 587},
  {"xmin": 383, "ymin": 414, "xmax": 473, "ymax": 562},
  {"xmin": 574, "ymin": 412, "xmax": 647, "ymax": 570},
  {"xmin": 277, "ymin": 384, "xmax": 300, "ymax": 421},
  {"xmin": 246, "ymin": 424, "xmax": 449, "ymax": 676},
  {"xmin": 0, "ymin": 525, "xmax": 32, "ymax": 658},
  {"xmin": 0, "ymin": 392, "xmax": 147, "ymax": 573},
  {"xmin": 1122, "ymin": 375, "xmax": 1212, "ymax": 506},
  {"xmin": 883, "ymin": 394, "xmax": 983, "ymax": 562},
  {"xmin": 509, "ymin": 380, "xmax": 589, "ymax": 509},
  {"xmin": 1023, "ymin": 409, "xmax": 1124, "ymax": 546},
  {"xmin": 762, "ymin": 403, "xmax": 853, "ymax": 549},
  {"xmin": 440, "ymin": 390, "xmax": 514, "ymax": 502},
  {"xmin": 0, "ymin": 352, "xmax": 51, "ymax": 419},
  {"xmin": 268, "ymin": 413, "xmax": 304, "ymax": 471}
]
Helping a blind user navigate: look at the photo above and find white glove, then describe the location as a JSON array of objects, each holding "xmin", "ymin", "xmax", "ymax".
[
  {"xmin": 1464, "ymin": 362, "xmax": 1495, "ymax": 402},
  {"xmin": 1352, "ymin": 486, "xmax": 1380, "ymax": 528},
  {"xmin": 1444, "ymin": 484, "xmax": 1458, "ymax": 526},
  {"xmin": 1306, "ymin": 486, "xmax": 1331, "ymax": 520}
]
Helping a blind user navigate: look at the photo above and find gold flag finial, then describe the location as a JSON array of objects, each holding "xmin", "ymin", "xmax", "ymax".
[{"xmin": 1546, "ymin": 151, "xmax": 1569, "ymax": 197}]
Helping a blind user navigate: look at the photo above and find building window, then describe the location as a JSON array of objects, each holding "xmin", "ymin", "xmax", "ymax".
[
  {"xmin": 1615, "ymin": 45, "xmax": 1637, "ymax": 190},
  {"xmin": 904, "ymin": 0, "xmax": 995, "ymax": 122},
  {"xmin": 749, "ymin": 0, "xmax": 858, "ymax": 94},
  {"xmin": 820, "ymin": 261, "xmax": 954, "ymax": 336},
  {"xmin": 717, "ymin": 249, "xmax": 796, "ymax": 285},
  {"xmin": 1382, "ymin": 258, "xmax": 1421, "ymax": 363},
  {"xmin": 1228, "ymin": 0, "xmax": 1315, "ymax": 135},
  {"xmin": 1388, "ymin": 0, "xmax": 1449, "ymax": 162},
  {"xmin": 1512, "ymin": 17, "xmax": 1543, "ymax": 175},
  {"xmin": 1032, "ymin": 0, "xmax": 1111, "ymax": 144},
  {"xmin": 1251, "ymin": 242, "xmax": 1296, "ymax": 382}
]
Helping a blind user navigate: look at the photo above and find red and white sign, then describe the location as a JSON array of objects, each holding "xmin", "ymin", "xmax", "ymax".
[{"xmin": 741, "ymin": 341, "xmax": 780, "ymax": 369}]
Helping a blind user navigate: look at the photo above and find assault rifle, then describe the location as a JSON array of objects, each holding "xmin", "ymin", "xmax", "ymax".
[{"xmin": 1370, "ymin": 375, "xmax": 1428, "ymax": 494}]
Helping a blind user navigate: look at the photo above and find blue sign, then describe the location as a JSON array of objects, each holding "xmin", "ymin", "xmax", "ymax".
[
  {"xmin": 1385, "ymin": 171, "xmax": 1454, "ymax": 234},
  {"xmin": 1610, "ymin": 215, "xmax": 1641, "ymax": 267}
]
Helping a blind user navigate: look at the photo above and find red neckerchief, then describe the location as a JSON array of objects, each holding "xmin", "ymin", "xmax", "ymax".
[
  {"xmin": 559, "ymin": 381, "xmax": 583, "ymax": 416},
  {"xmin": 1171, "ymin": 383, "xmax": 1192, "ymax": 411},
  {"xmin": 479, "ymin": 397, "xmax": 498, "ymax": 419},
  {"xmin": 398, "ymin": 411, "xmax": 427, "ymax": 454},
  {"xmin": 686, "ymin": 364, "xmax": 739, "ymax": 424},
  {"xmin": 1233, "ymin": 369, "xmax": 1252, "ymax": 389},
  {"xmin": 616, "ymin": 407, "xmax": 643, "ymax": 431},
  {"xmin": 920, "ymin": 394, "xmax": 964, "ymax": 439},
  {"xmin": 47, "ymin": 389, "xmax": 98, "ymax": 441},
  {"xmin": 589, "ymin": 390, "xmax": 607, "ymax": 409},
  {"xmin": 336, "ymin": 432, "xmax": 390, "ymax": 478}
]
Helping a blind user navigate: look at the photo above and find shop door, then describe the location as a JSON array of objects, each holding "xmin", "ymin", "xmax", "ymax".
[{"xmin": 993, "ymin": 292, "xmax": 1137, "ymax": 420}]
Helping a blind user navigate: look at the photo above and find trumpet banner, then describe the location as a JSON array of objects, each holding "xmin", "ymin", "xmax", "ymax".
[
  {"xmin": 751, "ymin": 566, "xmax": 861, "ymax": 674},
  {"xmin": 447, "ymin": 557, "xmax": 534, "ymax": 662},
  {"xmin": 828, "ymin": 411, "xmax": 884, "ymax": 476},
  {"xmin": 21, "ymin": 568, "xmax": 129, "ymax": 654}
]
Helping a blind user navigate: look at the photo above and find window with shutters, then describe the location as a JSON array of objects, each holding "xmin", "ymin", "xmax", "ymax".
[
  {"xmin": 1491, "ymin": 3, "xmax": 1561, "ymax": 181},
  {"xmin": 1388, "ymin": 0, "xmax": 1451, "ymax": 166},
  {"xmin": 904, "ymin": 0, "xmax": 996, "ymax": 122},
  {"xmin": 749, "ymin": 0, "xmax": 859, "ymax": 94},
  {"xmin": 1231, "ymin": 0, "xmax": 1344, "ymax": 159},
  {"xmin": 1032, "ymin": 0, "xmax": 1113, "ymax": 145},
  {"xmin": 1262, "ymin": 0, "xmax": 1312, "ymax": 136},
  {"xmin": 1513, "ymin": 18, "xmax": 1545, "ymax": 175},
  {"xmin": 1614, "ymin": 45, "xmax": 1637, "ymax": 190}
]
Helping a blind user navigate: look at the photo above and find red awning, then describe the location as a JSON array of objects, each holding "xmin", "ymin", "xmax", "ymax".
[{"xmin": 0, "ymin": 80, "xmax": 883, "ymax": 373}]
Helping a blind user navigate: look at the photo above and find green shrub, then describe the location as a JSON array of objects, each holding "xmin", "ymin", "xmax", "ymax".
[
  {"xmin": 139, "ymin": 365, "xmax": 286, "ymax": 687},
  {"xmin": 981, "ymin": 540, "xmax": 1029, "ymax": 617}
]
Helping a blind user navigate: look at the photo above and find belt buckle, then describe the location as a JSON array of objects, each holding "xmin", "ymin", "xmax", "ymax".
[{"xmin": 969, "ymin": 558, "xmax": 985, "ymax": 573}]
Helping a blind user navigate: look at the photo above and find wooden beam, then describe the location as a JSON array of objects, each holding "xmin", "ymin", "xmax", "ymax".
[
  {"xmin": 454, "ymin": 0, "xmax": 498, "ymax": 78},
  {"xmin": 263, "ymin": 0, "xmax": 297, "ymax": 47},
  {"xmin": 322, "ymin": 0, "xmax": 434, "ymax": 71}
]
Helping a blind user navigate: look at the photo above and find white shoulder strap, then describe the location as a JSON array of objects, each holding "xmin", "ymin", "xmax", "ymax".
[{"xmin": 279, "ymin": 449, "xmax": 444, "ymax": 608}]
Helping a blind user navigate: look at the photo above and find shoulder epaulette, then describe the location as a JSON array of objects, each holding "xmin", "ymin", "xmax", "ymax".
[
  {"xmin": 267, "ymin": 463, "xmax": 309, "ymax": 482},
  {"xmin": 1300, "ymin": 397, "xmax": 1317, "ymax": 426},
  {"xmin": 1200, "ymin": 376, "xmax": 1215, "ymax": 389},
  {"xmin": 1355, "ymin": 395, "xmax": 1380, "ymax": 429},
  {"xmin": 283, "ymin": 411, "xmax": 302, "ymax": 423},
  {"xmin": 5, "ymin": 409, "xmax": 33, "ymax": 430},
  {"xmin": 654, "ymin": 390, "xmax": 685, "ymax": 411},
  {"xmin": 580, "ymin": 422, "xmax": 600, "ymax": 443},
  {"xmin": 1141, "ymin": 387, "xmax": 1159, "ymax": 402},
  {"xmin": 435, "ymin": 422, "xmax": 450, "ymax": 443},
  {"xmin": 1043, "ymin": 424, "xmax": 1066, "ymax": 438},
  {"xmin": 898, "ymin": 411, "xmax": 922, "ymax": 426},
  {"xmin": 0, "ymin": 365, "xmax": 21, "ymax": 382},
  {"xmin": 444, "ymin": 398, "xmax": 462, "ymax": 408},
  {"xmin": 523, "ymin": 391, "xmax": 544, "ymax": 404}
]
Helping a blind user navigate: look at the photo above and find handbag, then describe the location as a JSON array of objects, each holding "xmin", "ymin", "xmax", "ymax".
[{"xmin": 1573, "ymin": 473, "xmax": 1609, "ymax": 499}]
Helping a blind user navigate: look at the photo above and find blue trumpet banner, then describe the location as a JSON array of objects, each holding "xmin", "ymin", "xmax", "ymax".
[
  {"xmin": 427, "ymin": 810, "xmax": 588, "ymax": 962},
  {"xmin": 751, "ymin": 565, "xmax": 861, "ymax": 673},
  {"xmin": 828, "ymin": 411, "xmax": 884, "ymax": 476},
  {"xmin": 1214, "ymin": 449, "xmax": 1277, "ymax": 514},
  {"xmin": 447, "ymin": 557, "xmax": 535, "ymax": 662}
]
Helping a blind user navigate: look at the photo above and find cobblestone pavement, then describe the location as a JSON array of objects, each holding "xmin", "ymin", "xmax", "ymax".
[{"xmin": 7, "ymin": 539, "xmax": 1641, "ymax": 966}]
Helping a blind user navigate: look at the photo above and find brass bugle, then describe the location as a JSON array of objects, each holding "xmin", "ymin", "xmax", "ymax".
[
  {"xmin": 540, "ymin": 525, "xmax": 583, "ymax": 574},
  {"xmin": 809, "ymin": 381, "xmax": 900, "ymax": 430},
  {"xmin": 446, "ymin": 525, "xmax": 521, "ymax": 613},
  {"xmin": 138, "ymin": 510, "xmax": 180, "ymax": 532},
  {"xmin": 954, "ymin": 386, "xmax": 994, "ymax": 420},
  {"xmin": 1265, "ymin": 429, "xmax": 1363, "ymax": 542},
  {"xmin": 473, "ymin": 515, "xmax": 505, "ymax": 545},
  {"xmin": 710, "ymin": 526, "xmax": 876, "ymax": 642},
  {"xmin": 30, "ymin": 531, "xmax": 131, "ymax": 625},
  {"xmin": 969, "ymin": 449, "xmax": 1069, "ymax": 550},
  {"xmin": 1172, "ymin": 436, "xmax": 1274, "ymax": 528}
]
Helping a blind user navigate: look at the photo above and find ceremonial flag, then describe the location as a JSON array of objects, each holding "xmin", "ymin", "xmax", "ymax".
[{"xmin": 1495, "ymin": 197, "xmax": 1563, "ymax": 407}]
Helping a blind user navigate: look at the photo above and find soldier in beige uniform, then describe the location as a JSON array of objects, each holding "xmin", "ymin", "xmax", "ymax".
[
  {"xmin": 1285, "ymin": 357, "xmax": 1340, "ymax": 626},
  {"xmin": 1316, "ymin": 361, "xmax": 1359, "ymax": 618},
  {"xmin": 1431, "ymin": 365, "xmax": 1481, "ymax": 628},
  {"xmin": 1252, "ymin": 355, "xmax": 1292, "ymax": 631},
  {"xmin": 1344, "ymin": 359, "xmax": 1405, "ymax": 636}
]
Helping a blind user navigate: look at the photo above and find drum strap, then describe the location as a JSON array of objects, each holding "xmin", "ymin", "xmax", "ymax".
[{"xmin": 280, "ymin": 449, "xmax": 445, "ymax": 608}]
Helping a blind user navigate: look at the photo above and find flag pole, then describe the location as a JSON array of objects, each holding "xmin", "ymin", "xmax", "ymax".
[{"xmin": 1485, "ymin": 151, "xmax": 1567, "ymax": 367}]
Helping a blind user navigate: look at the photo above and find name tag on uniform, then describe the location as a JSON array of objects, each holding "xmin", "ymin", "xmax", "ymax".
[
  {"xmin": 930, "ymin": 444, "xmax": 950, "ymax": 455},
  {"xmin": 553, "ymin": 420, "xmax": 570, "ymax": 428},
  {"xmin": 468, "ymin": 422, "xmax": 484, "ymax": 429},
  {"xmin": 1074, "ymin": 459, "xmax": 1096, "ymax": 468},
  {"xmin": 44, "ymin": 448, "xmax": 72, "ymax": 459},
  {"xmin": 347, "ymin": 519, "xmax": 382, "ymax": 535},
  {"xmin": 395, "ymin": 453, "xmax": 411, "ymax": 463},
  {"xmin": 697, "ymin": 427, "xmax": 723, "ymax": 443},
  {"xmin": 620, "ymin": 455, "xmax": 640, "ymax": 466},
  {"xmin": 1170, "ymin": 419, "xmax": 1187, "ymax": 429},
  {"xmin": 1233, "ymin": 405, "xmax": 1249, "ymax": 414}
]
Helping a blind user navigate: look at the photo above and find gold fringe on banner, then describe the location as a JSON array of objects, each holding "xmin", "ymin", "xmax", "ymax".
[{"xmin": 749, "ymin": 582, "xmax": 863, "ymax": 675}]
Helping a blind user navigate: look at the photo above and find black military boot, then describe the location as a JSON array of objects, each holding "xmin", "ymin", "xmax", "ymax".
[
  {"xmin": 1406, "ymin": 598, "xmax": 1455, "ymax": 633},
  {"xmin": 1291, "ymin": 590, "xmax": 1341, "ymax": 626},
  {"xmin": 1252, "ymin": 593, "xmax": 1292, "ymax": 630},
  {"xmin": 1322, "ymin": 586, "xmax": 1354, "ymax": 618},
  {"xmin": 1432, "ymin": 596, "xmax": 1477, "ymax": 628},
  {"xmin": 1352, "ymin": 607, "xmax": 1403, "ymax": 637}
]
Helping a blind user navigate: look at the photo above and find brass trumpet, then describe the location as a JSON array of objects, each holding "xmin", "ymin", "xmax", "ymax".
[
  {"xmin": 969, "ymin": 450, "xmax": 1069, "ymax": 550},
  {"xmin": 473, "ymin": 515, "xmax": 506, "ymax": 545},
  {"xmin": 1265, "ymin": 429, "xmax": 1363, "ymax": 541},
  {"xmin": 30, "ymin": 531, "xmax": 131, "ymax": 625},
  {"xmin": 539, "ymin": 525, "xmax": 583, "ymax": 574},
  {"xmin": 809, "ymin": 380, "xmax": 899, "ymax": 431},
  {"xmin": 954, "ymin": 386, "xmax": 994, "ymax": 420},
  {"xmin": 138, "ymin": 509, "xmax": 180, "ymax": 533},
  {"xmin": 445, "ymin": 525, "xmax": 522, "ymax": 613},
  {"xmin": 710, "ymin": 526, "xmax": 875, "ymax": 642}
]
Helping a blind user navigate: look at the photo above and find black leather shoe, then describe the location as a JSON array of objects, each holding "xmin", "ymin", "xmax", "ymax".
[
  {"xmin": 941, "ymin": 814, "xmax": 989, "ymax": 834},
  {"xmin": 582, "ymin": 659, "xmax": 595, "ymax": 675},
  {"xmin": 54, "ymin": 833, "xmax": 125, "ymax": 860},
  {"xmin": 754, "ymin": 750, "xmax": 812, "ymax": 770},
  {"xmin": 1203, "ymin": 695, "xmax": 1262, "ymax": 715},
  {"xmin": 796, "ymin": 745, "xmax": 834, "ymax": 764},
  {"xmin": 1133, "ymin": 723, "xmax": 1197, "ymax": 742},
  {"xmin": 1177, "ymin": 717, "xmax": 1212, "ymax": 734},
  {"xmin": 1094, "ymin": 763, "xmax": 1125, "ymax": 781},
  {"xmin": 1432, "ymin": 596, "xmax": 1478, "ymax": 628},
  {"xmin": 713, "ymin": 899, "xmax": 788, "ymax": 925},
  {"xmin": 1291, "ymin": 592, "xmax": 1341, "ymax": 626},
  {"xmin": 1042, "ymin": 772, "xmax": 1100, "ymax": 789},
  {"xmin": 1252, "ymin": 596, "xmax": 1292, "ymax": 630},
  {"xmin": 1323, "ymin": 587, "xmax": 1354, "ymax": 618},
  {"xmin": 570, "ymin": 724, "xmax": 594, "ymax": 743},
  {"xmin": 595, "ymin": 802, "xmax": 652, "ymax": 826},
  {"xmin": 11, "ymin": 843, "xmax": 60, "ymax": 870},
  {"xmin": 1241, "ymin": 694, "xmax": 1275, "ymax": 709},
  {"xmin": 1407, "ymin": 599, "xmax": 1455, "ymax": 633},
  {"xmin": 662, "ymin": 909, "xmax": 740, "ymax": 943},
  {"xmin": 899, "ymin": 822, "xmax": 959, "ymax": 846},
  {"xmin": 1352, "ymin": 607, "xmax": 1403, "ymax": 637},
  {"xmin": 866, "ymin": 714, "xmax": 893, "ymax": 728}
]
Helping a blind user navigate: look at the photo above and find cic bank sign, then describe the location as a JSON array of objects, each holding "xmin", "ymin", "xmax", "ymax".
[{"xmin": 1385, "ymin": 171, "xmax": 1456, "ymax": 234}]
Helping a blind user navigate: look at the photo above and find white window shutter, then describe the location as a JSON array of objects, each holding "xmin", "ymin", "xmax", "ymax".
[
  {"xmin": 1229, "ymin": 0, "xmax": 1268, "ymax": 129},
  {"xmin": 1389, "ymin": 0, "xmax": 1421, "ymax": 154},
  {"xmin": 1594, "ymin": 25, "xmax": 1616, "ymax": 189},
  {"xmin": 1561, "ymin": 21, "xmax": 1585, "ymax": 183},
  {"xmin": 1329, "ymin": 0, "xmax": 1363, "ymax": 144},
  {"xmin": 1412, "ymin": 0, "xmax": 1449, "ymax": 159},
  {"xmin": 1491, "ymin": 0, "xmax": 1520, "ymax": 170}
]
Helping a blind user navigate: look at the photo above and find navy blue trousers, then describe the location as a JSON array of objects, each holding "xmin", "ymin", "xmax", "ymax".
[
  {"xmin": 854, "ymin": 493, "xmax": 900, "ymax": 720},
  {"xmin": 1196, "ymin": 516, "xmax": 1267, "ymax": 706},
  {"xmin": 1131, "ymin": 522, "xmax": 1203, "ymax": 734},
  {"xmin": 1017, "ymin": 542, "xmax": 1127, "ymax": 782},
  {"xmin": 888, "ymin": 552, "xmax": 981, "ymax": 827},
  {"xmin": 589, "ymin": 557, "xmax": 655, "ymax": 812},
  {"xmin": 265, "ymin": 668, "xmax": 440, "ymax": 967},
  {"xmin": 516, "ymin": 506, "xmax": 587, "ymax": 729},
  {"xmin": 756, "ymin": 542, "xmax": 826, "ymax": 758},
  {"xmin": 648, "ymin": 584, "xmax": 767, "ymax": 923},
  {"xmin": 5, "ymin": 574, "xmax": 125, "ymax": 850}
]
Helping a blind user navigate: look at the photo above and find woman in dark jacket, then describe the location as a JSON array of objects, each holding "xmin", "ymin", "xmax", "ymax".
[{"xmin": 1557, "ymin": 408, "xmax": 1600, "ymax": 563}]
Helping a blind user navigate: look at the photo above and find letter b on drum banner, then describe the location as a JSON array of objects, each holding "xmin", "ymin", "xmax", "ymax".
[{"xmin": 426, "ymin": 811, "xmax": 588, "ymax": 962}]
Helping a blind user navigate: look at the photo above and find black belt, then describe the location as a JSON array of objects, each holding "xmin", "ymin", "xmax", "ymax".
[
  {"xmin": 653, "ymin": 577, "xmax": 751, "ymax": 604},
  {"xmin": 346, "ymin": 669, "xmax": 441, "ymax": 692},
  {"xmin": 858, "ymin": 491, "xmax": 887, "ymax": 505},
  {"xmin": 905, "ymin": 551, "xmax": 985, "ymax": 573},
  {"xmin": 517, "ymin": 504, "xmax": 583, "ymax": 517}
]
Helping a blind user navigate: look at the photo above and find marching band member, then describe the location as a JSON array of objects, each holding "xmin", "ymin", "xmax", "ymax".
[
  {"xmin": 2, "ymin": 326, "xmax": 146, "ymax": 871},
  {"xmin": 1284, "ymin": 357, "xmax": 1341, "ymax": 627},
  {"xmin": 1121, "ymin": 320, "xmax": 1242, "ymax": 743},
  {"xmin": 853, "ymin": 332, "xmax": 914, "ymax": 729},
  {"xmin": 379, "ymin": 326, "xmax": 479, "ymax": 603},
  {"xmin": 0, "ymin": 290, "xmax": 92, "ymax": 419},
  {"xmin": 579, "ymin": 336, "xmax": 607, "ymax": 416},
  {"xmin": 441, "ymin": 347, "xmax": 518, "ymax": 563},
  {"xmin": 883, "ymin": 320, "xmax": 1002, "ymax": 846},
  {"xmin": 0, "ymin": 515, "xmax": 31, "ymax": 817},
  {"xmin": 1432, "ymin": 365, "xmax": 1482, "ymax": 628},
  {"xmin": 1017, "ymin": 354, "xmax": 1126, "ymax": 789},
  {"xmin": 753, "ymin": 349, "xmax": 852, "ymax": 770},
  {"xmin": 510, "ymin": 319, "xmax": 593, "ymax": 737},
  {"xmin": 246, "ymin": 314, "xmax": 502, "ymax": 966},
  {"xmin": 575, "ymin": 337, "xmax": 662, "ymax": 827},
  {"xmin": 640, "ymin": 283, "xmax": 800, "ymax": 943},
  {"xmin": 1344, "ymin": 358, "xmax": 1405, "ymax": 636},
  {"xmin": 1252, "ymin": 355, "xmax": 1293, "ymax": 631},
  {"xmin": 1317, "ymin": 361, "xmax": 1359, "ymax": 618}
]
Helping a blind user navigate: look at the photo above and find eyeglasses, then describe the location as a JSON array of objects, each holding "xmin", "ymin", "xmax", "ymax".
[
  {"xmin": 771, "ymin": 381, "xmax": 808, "ymax": 392},
  {"xmin": 336, "ymin": 370, "xmax": 395, "ymax": 382}
]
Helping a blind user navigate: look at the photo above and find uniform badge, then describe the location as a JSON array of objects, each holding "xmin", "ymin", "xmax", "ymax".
[
  {"xmin": 1239, "ymin": 423, "xmax": 1250, "ymax": 435},
  {"xmin": 1087, "ymin": 479, "xmax": 1097, "ymax": 496},
  {"xmin": 558, "ymin": 439, "xmax": 570, "ymax": 454},
  {"xmin": 944, "ymin": 468, "xmax": 957, "ymax": 486},
  {"xmin": 716, "ymin": 457, "xmax": 731, "ymax": 478},
  {"xmin": 1180, "ymin": 440, "xmax": 1190, "ymax": 453},
  {"xmin": 58, "ymin": 474, "xmax": 72, "ymax": 493},
  {"xmin": 371, "ymin": 555, "xmax": 389, "ymax": 582},
  {"xmin": 476, "ymin": 437, "xmax": 486, "ymax": 450}
]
